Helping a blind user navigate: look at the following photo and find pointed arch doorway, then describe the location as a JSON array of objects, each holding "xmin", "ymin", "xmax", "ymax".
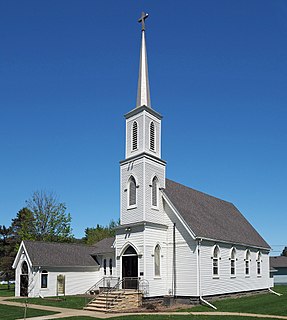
[
  {"xmin": 20, "ymin": 261, "xmax": 29, "ymax": 296},
  {"xmin": 122, "ymin": 245, "xmax": 138, "ymax": 289}
]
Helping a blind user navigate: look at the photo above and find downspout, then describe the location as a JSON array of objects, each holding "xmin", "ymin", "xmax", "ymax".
[
  {"xmin": 173, "ymin": 222, "xmax": 176, "ymax": 297},
  {"xmin": 198, "ymin": 238, "xmax": 217, "ymax": 310},
  {"xmin": 268, "ymin": 288, "xmax": 282, "ymax": 296}
]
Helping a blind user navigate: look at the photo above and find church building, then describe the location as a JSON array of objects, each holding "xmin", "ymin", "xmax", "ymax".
[{"xmin": 13, "ymin": 13, "xmax": 272, "ymax": 303}]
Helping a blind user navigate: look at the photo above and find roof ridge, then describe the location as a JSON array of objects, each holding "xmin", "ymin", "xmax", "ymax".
[{"xmin": 23, "ymin": 240, "xmax": 95, "ymax": 249}]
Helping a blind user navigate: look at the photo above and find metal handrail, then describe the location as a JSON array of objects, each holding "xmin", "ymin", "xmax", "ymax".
[{"xmin": 85, "ymin": 276, "xmax": 119, "ymax": 295}]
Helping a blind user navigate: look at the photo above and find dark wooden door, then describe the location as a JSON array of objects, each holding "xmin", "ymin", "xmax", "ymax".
[
  {"xmin": 122, "ymin": 256, "xmax": 138, "ymax": 289},
  {"xmin": 20, "ymin": 275, "xmax": 28, "ymax": 296}
]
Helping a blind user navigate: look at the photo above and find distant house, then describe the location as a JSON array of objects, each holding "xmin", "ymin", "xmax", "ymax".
[{"xmin": 270, "ymin": 256, "xmax": 287, "ymax": 285}]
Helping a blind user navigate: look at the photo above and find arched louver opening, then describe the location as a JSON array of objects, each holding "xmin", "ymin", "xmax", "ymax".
[
  {"xmin": 150, "ymin": 121, "xmax": 155, "ymax": 151},
  {"xmin": 132, "ymin": 121, "xmax": 138, "ymax": 151},
  {"xmin": 152, "ymin": 176, "xmax": 158, "ymax": 207},
  {"xmin": 154, "ymin": 244, "xmax": 161, "ymax": 276},
  {"xmin": 129, "ymin": 176, "xmax": 137, "ymax": 206}
]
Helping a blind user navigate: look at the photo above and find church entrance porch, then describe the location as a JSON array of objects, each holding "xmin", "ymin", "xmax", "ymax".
[{"xmin": 122, "ymin": 245, "xmax": 138, "ymax": 289}]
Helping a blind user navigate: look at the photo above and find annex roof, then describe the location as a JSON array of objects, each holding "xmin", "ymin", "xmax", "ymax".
[
  {"xmin": 270, "ymin": 256, "xmax": 287, "ymax": 268},
  {"xmin": 92, "ymin": 237, "xmax": 115, "ymax": 255},
  {"xmin": 23, "ymin": 240, "xmax": 98, "ymax": 267},
  {"xmin": 163, "ymin": 179, "xmax": 270, "ymax": 249}
]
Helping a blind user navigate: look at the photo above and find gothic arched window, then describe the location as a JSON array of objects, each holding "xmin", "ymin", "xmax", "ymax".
[
  {"xmin": 257, "ymin": 252, "xmax": 262, "ymax": 275},
  {"xmin": 109, "ymin": 258, "xmax": 113, "ymax": 275},
  {"xmin": 132, "ymin": 121, "xmax": 138, "ymax": 151},
  {"xmin": 230, "ymin": 248, "xmax": 236, "ymax": 276},
  {"xmin": 152, "ymin": 176, "xmax": 158, "ymax": 207},
  {"xmin": 150, "ymin": 121, "xmax": 155, "ymax": 151},
  {"xmin": 104, "ymin": 259, "xmax": 107, "ymax": 276},
  {"xmin": 41, "ymin": 270, "xmax": 48, "ymax": 288},
  {"xmin": 212, "ymin": 245, "xmax": 220, "ymax": 276},
  {"xmin": 245, "ymin": 249, "xmax": 251, "ymax": 276},
  {"xmin": 154, "ymin": 245, "xmax": 161, "ymax": 276},
  {"xmin": 129, "ymin": 176, "xmax": 137, "ymax": 207},
  {"xmin": 21, "ymin": 261, "xmax": 28, "ymax": 275}
]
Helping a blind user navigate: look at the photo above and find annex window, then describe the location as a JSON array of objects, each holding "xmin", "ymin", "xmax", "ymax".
[
  {"xmin": 245, "ymin": 250, "xmax": 251, "ymax": 276},
  {"xmin": 150, "ymin": 121, "xmax": 155, "ymax": 151},
  {"xmin": 257, "ymin": 252, "xmax": 262, "ymax": 275},
  {"xmin": 151, "ymin": 176, "xmax": 158, "ymax": 207},
  {"xmin": 104, "ymin": 259, "xmax": 107, "ymax": 276},
  {"xmin": 109, "ymin": 258, "xmax": 113, "ymax": 276},
  {"xmin": 41, "ymin": 270, "xmax": 48, "ymax": 289},
  {"xmin": 132, "ymin": 121, "xmax": 138, "ymax": 151},
  {"xmin": 128, "ymin": 176, "xmax": 137, "ymax": 207},
  {"xmin": 212, "ymin": 245, "xmax": 220, "ymax": 276},
  {"xmin": 230, "ymin": 248, "xmax": 236, "ymax": 276},
  {"xmin": 154, "ymin": 245, "xmax": 161, "ymax": 277}
]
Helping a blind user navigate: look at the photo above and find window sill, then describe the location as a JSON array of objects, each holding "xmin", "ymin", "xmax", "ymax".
[
  {"xmin": 154, "ymin": 276, "xmax": 161, "ymax": 279},
  {"xmin": 127, "ymin": 205, "xmax": 137, "ymax": 210},
  {"xmin": 245, "ymin": 275, "xmax": 250, "ymax": 278},
  {"xmin": 40, "ymin": 288, "xmax": 49, "ymax": 291},
  {"xmin": 230, "ymin": 276, "xmax": 236, "ymax": 279},
  {"xmin": 151, "ymin": 206, "xmax": 159, "ymax": 211},
  {"xmin": 257, "ymin": 275, "xmax": 262, "ymax": 278},
  {"xmin": 212, "ymin": 276, "xmax": 220, "ymax": 279}
]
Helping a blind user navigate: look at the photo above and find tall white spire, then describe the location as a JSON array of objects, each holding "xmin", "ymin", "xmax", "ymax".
[{"xmin": 136, "ymin": 12, "xmax": 151, "ymax": 108}]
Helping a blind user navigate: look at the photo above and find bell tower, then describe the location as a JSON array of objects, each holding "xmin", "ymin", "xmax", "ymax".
[{"xmin": 120, "ymin": 12, "xmax": 166, "ymax": 226}]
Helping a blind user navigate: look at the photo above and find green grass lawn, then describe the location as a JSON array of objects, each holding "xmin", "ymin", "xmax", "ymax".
[
  {"xmin": 0, "ymin": 284, "xmax": 15, "ymax": 297},
  {"xmin": 61, "ymin": 316, "xmax": 284, "ymax": 320},
  {"xmin": 183, "ymin": 285, "xmax": 287, "ymax": 316},
  {"xmin": 9, "ymin": 294, "xmax": 90, "ymax": 309},
  {"xmin": 0, "ymin": 304, "xmax": 57, "ymax": 320}
]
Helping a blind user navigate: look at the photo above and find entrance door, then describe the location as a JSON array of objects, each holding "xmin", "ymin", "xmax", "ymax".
[
  {"xmin": 122, "ymin": 246, "xmax": 138, "ymax": 289},
  {"xmin": 20, "ymin": 261, "xmax": 29, "ymax": 296}
]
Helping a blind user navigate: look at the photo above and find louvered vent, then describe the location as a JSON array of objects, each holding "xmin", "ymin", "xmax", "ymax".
[
  {"xmin": 150, "ymin": 121, "xmax": 155, "ymax": 151},
  {"xmin": 129, "ymin": 176, "xmax": 136, "ymax": 206},
  {"xmin": 132, "ymin": 122, "xmax": 138, "ymax": 151},
  {"xmin": 152, "ymin": 176, "xmax": 158, "ymax": 206}
]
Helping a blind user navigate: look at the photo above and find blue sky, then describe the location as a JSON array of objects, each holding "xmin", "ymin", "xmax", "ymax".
[{"xmin": 1, "ymin": 1, "xmax": 286, "ymax": 255}]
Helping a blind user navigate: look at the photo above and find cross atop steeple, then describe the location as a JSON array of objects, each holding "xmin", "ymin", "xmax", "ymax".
[
  {"xmin": 136, "ymin": 12, "xmax": 151, "ymax": 108},
  {"xmin": 138, "ymin": 12, "xmax": 149, "ymax": 31}
]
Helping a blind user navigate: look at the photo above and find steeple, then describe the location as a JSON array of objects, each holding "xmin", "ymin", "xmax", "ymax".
[{"xmin": 136, "ymin": 12, "xmax": 151, "ymax": 108}]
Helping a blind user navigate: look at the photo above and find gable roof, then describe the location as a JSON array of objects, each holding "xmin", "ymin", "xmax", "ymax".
[
  {"xmin": 23, "ymin": 240, "xmax": 98, "ymax": 267},
  {"xmin": 163, "ymin": 179, "xmax": 270, "ymax": 249},
  {"xmin": 270, "ymin": 256, "xmax": 287, "ymax": 268},
  {"xmin": 92, "ymin": 237, "xmax": 115, "ymax": 255}
]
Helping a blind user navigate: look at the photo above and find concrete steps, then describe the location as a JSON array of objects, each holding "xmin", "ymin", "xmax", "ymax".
[{"xmin": 84, "ymin": 290, "xmax": 142, "ymax": 312}]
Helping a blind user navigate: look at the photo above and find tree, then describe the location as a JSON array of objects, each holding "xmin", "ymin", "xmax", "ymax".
[
  {"xmin": 25, "ymin": 191, "xmax": 73, "ymax": 242},
  {"xmin": 281, "ymin": 246, "xmax": 287, "ymax": 257},
  {"xmin": 11, "ymin": 208, "xmax": 36, "ymax": 245},
  {"xmin": 0, "ymin": 225, "xmax": 15, "ymax": 287},
  {"xmin": 84, "ymin": 220, "xmax": 119, "ymax": 245}
]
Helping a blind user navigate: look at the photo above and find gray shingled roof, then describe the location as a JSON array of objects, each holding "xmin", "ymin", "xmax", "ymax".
[
  {"xmin": 92, "ymin": 237, "xmax": 115, "ymax": 255},
  {"xmin": 270, "ymin": 256, "xmax": 287, "ymax": 268},
  {"xmin": 23, "ymin": 241, "xmax": 98, "ymax": 267},
  {"xmin": 164, "ymin": 179, "xmax": 270, "ymax": 249}
]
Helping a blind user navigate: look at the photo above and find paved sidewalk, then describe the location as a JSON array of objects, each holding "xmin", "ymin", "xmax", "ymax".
[{"xmin": 1, "ymin": 296, "xmax": 287, "ymax": 320}]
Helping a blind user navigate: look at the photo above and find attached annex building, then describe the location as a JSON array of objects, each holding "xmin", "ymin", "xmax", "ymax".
[{"xmin": 13, "ymin": 13, "xmax": 272, "ymax": 300}]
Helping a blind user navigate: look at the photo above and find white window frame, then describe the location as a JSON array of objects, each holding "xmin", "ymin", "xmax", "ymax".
[
  {"xmin": 257, "ymin": 251, "xmax": 262, "ymax": 277},
  {"xmin": 151, "ymin": 176, "xmax": 159, "ymax": 209},
  {"xmin": 212, "ymin": 245, "xmax": 220, "ymax": 278},
  {"xmin": 154, "ymin": 244, "xmax": 161, "ymax": 277},
  {"xmin": 230, "ymin": 247, "xmax": 236, "ymax": 277},
  {"xmin": 41, "ymin": 270, "xmax": 48, "ymax": 289},
  {"xmin": 127, "ymin": 176, "xmax": 137, "ymax": 209},
  {"xmin": 245, "ymin": 249, "xmax": 251, "ymax": 277}
]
